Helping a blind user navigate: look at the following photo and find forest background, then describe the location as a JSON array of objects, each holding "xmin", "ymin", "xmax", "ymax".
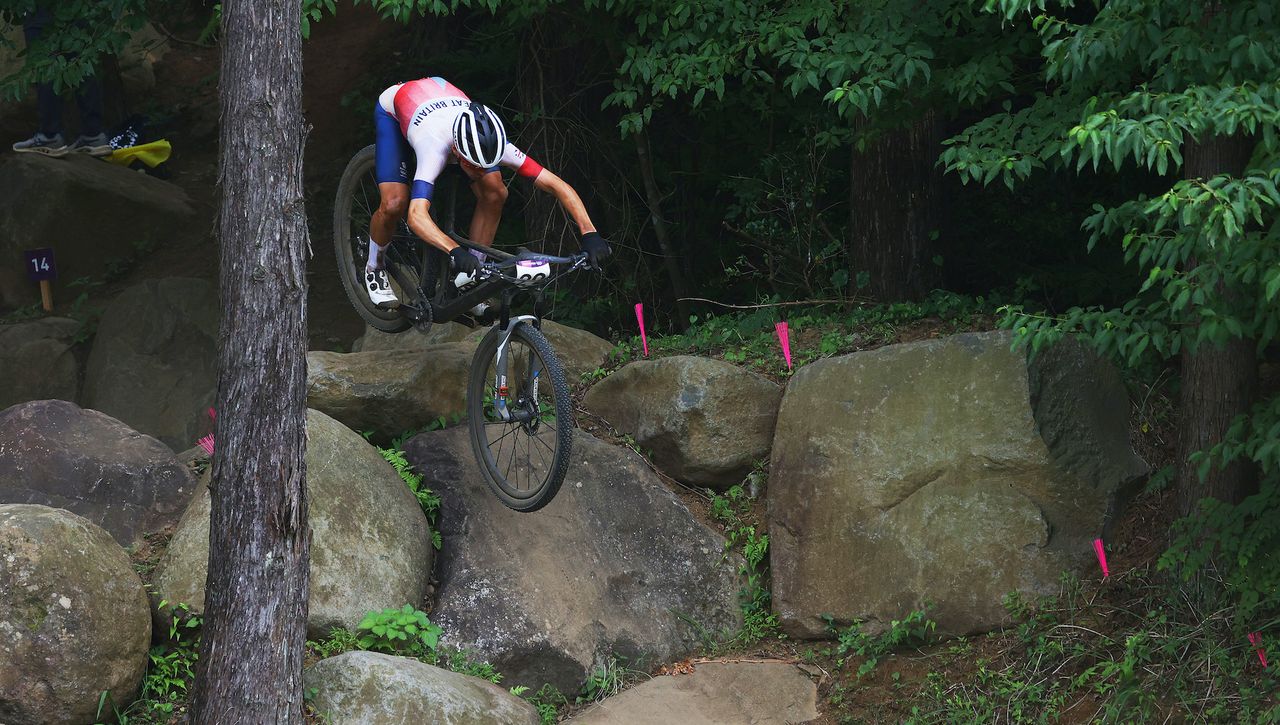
[{"xmin": 1, "ymin": 0, "xmax": 1277, "ymax": 720}]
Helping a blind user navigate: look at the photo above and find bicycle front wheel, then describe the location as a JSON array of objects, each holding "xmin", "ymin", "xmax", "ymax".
[{"xmin": 467, "ymin": 322, "xmax": 574, "ymax": 512}]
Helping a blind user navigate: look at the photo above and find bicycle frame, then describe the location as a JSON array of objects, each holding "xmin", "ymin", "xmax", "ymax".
[{"xmin": 382, "ymin": 230, "xmax": 587, "ymax": 330}]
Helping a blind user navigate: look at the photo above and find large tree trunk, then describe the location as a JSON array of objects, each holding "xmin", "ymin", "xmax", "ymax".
[
  {"xmin": 1176, "ymin": 134, "xmax": 1259, "ymax": 518},
  {"xmin": 848, "ymin": 110, "xmax": 943, "ymax": 302},
  {"xmin": 190, "ymin": 0, "xmax": 311, "ymax": 721}
]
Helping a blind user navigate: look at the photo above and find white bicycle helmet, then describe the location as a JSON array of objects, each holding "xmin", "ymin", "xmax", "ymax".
[{"xmin": 452, "ymin": 102, "xmax": 507, "ymax": 168}]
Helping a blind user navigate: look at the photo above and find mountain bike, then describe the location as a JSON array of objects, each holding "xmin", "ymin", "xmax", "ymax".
[{"xmin": 334, "ymin": 144, "xmax": 588, "ymax": 512}]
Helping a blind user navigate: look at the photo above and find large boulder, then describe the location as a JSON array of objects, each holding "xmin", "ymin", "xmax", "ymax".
[
  {"xmin": 304, "ymin": 651, "xmax": 539, "ymax": 725},
  {"xmin": 0, "ymin": 504, "xmax": 151, "ymax": 725},
  {"xmin": 582, "ymin": 356, "xmax": 782, "ymax": 488},
  {"xmin": 306, "ymin": 342, "xmax": 474, "ymax": 438},
  {"xmin": 465, "ymin": 320, "xmax": 615, "ymax": 380},
  {"xmin": 566, "ymin": 662, "xmax": 819, "ymax": 725},
  {"xmin": 403, "ymin": 427, "xmax": 742, "ymax": 693},
  {"xmin": 0, "ymin": 400, "xmax": 197, "ymax": 547},
  {"xmin": 151, "ymin": 409, "xmax": 432, "ymax": 638},
  {"xmin": 352, "ymin": 320, "xmax": 614, "ymax": 380},
  {"xmin": 0, "ymin": 155, "xmax": 201, "ymax": 310},
  {"xmin": 82, "ymin": 277, "xmax": 219, "ymax": 451},
  {"xmin": 0, "ymin": 317, "xmax": 81, "ymax": 409},
  {"xmin": 769, "ymin": 331, "xmax": 1149, "ymax": 638},
  {"xmin": 353, "ymin": 321, "xmax": 473, "ymax": 351}
]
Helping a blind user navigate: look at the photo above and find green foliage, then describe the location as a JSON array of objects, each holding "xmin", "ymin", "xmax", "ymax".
[
  {"xmin": 356, "ymin": 604, "xmax": 442, "ymax": 659},
  {"xmin": 105, "ymin": 601, "xmax": 202, "ymax": 722},
  {"xmin": 708, "ymin": 482, "xmax": 783, "ymax": 648},
  {"xmin": 577, "ymin": 655, "xmax": 629, "ymax": 703},
  {"xmin": 822, "ymin": 609, "xmax": 936, "ymax": 678},
  {"xmin": 907, "ymin": 571, "xmax": 1279, "ymax": 723},
  {"xmin": 944, "ymin": 0, "xmax": 1280, "ymax": 622},
  {"xmin": 378, "ymin": 444, "xmax": 443, "ymax": 550},
  {"xmin": 522, "ymin": 684, "xmax": 568, "ymax": 725},
  {"xmin": 307, "ymin": 627, "xmax": 361, "ymax": 660}
]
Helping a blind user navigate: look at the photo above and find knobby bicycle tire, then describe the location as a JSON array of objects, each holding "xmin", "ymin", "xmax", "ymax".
[{"xmin": 467, "ymin": 322, "xmax": 574, "ymax": 512}]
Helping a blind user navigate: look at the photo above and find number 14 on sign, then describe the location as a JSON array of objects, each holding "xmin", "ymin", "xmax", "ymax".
[{"xmin": 23, "ymin": 248, "xmax": 56, "ymax": 311}]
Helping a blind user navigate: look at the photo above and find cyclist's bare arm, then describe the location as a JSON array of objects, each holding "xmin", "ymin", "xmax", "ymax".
[
  {"xmin": 407, "ymin": 198, "xmax": 462, "ymax": 253},
  {"xmin": 533, "ymin": 170, "xmax": 597, "ymax": 235}
]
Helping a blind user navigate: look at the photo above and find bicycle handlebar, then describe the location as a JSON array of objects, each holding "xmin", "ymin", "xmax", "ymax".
[{"xmin": 447, "ymin": 231, "xmax": 588, "ymax": 269}]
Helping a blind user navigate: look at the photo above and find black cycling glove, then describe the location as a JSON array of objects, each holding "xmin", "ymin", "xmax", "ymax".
[
  {"xmin": 580, "ymin": 232, "xmax": 611, "ymax": 270},
  {"xmin": 450, "ymin": 246, "xmax": 480, "ymax": 276}
]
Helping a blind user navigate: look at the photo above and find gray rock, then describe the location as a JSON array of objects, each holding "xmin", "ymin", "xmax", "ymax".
[
  {"xmin": 769, "ymin": 331, "xmax": 1149, "ymax": 638},
  {"xmin": 353, "ymin": 322, "xmax": 472, "ymax": 351},
  {"xmin": 0, "ymin": 400, "xmax": 197, "ymax": 547},
  {"xmin": 466, "ymin": 320, "xmax": 615, "ymax": 380},
  {"xmin": 352, "ymin": 319, "xmax": 613, "ymax": 381},
  {"xmin": 403, "ymin": 427, "xmax": 742, "ymax": 693},
  {"xmin": 0, "ymin": 504, "xmax": 151, "ymax": 725},
  {"xmin": 566, "ymin": 662, "xmax": 819, "ymax": 725},
  {"xmin": 151, "ymin": 409, "xmax": 432, "ymax": 638},
  {"xmin": 304, "ymin": 651, "xmax": 539, "ymax": 725},
  {"xmin": 81, "ymin": 277, "xmax": 219, "ymax": 452},
  {"xmin": 0, "ymin": 154, "xmax": 200, "ymax": 310},
  {"xmin": 307, "ymin": 343, "xmax": 474, "ymax": 439},
  {"xmin": 582, "ymin": 356, "xmax": 782, "ymax": 488},
  {"xmin": 0, "ymin": 317, "xmax": 81, "ymax": 409}
]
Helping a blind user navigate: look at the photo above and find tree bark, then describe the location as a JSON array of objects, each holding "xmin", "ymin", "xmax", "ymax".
[
  {"xmin": 635, "ymin": 129, "xmax": 692, "ymax": 323},
  {"xmin": 848, "ymin": 110, "xmax": 943, "ymax": 302},
  {"xmin": 190, "ymin": 0, "xmax": 311, "ymax": 721},
  {"xmin": 1177, "ymin": 133, "xmax": 1259, "ymax": 518}
]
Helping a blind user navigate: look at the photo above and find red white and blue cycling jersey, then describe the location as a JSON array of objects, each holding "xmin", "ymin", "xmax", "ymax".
[{"xmin": 374, "ymin": 77, "xmax": 544, "ymax": 201}]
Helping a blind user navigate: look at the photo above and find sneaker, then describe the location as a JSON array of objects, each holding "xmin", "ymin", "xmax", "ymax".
[
  {"xmin": 12, "ymin": 132, "xmax": 68, "ymax": 157},
  {"xmin": 365, "ymin": 267, "xmax": 398, "ymax": 307},
  {"xmin": 68, "ymin": 133, "xmax": 112, "ymax": 157}
]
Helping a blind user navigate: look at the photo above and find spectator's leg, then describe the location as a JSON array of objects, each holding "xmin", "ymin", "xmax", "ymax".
[
  {"xmin": 74, "ymin": 72, "xmax": 104, "ymax": 137},
  {"xmin": 22, "ymin": 10, "xmax": 63, "ymax": 138}
]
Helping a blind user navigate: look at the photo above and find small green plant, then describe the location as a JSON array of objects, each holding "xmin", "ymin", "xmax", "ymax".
[
  {"xmin": 356, "ymin": 604, "xmax": 442, "ymax": 660},
  {"xmin": 379, "ymin": 445, "xmax": 442, "ymax": 550},
  {"xmin": 524, "ymin": 683, "xmax": 569, "ymax": 724},
  {"xmin": 111, "ymin": 600, "xmax": 203, "ymax": 720},
  {"xmin": 706, "ymin": 483, "xmax": 783, "ymax": 648},
  {"xmin": 308, "ymin": 627, "xmax": 361, "ymax": 659},
  {"xmin": 578, "ymin": 655, "xmax": 629, "ymax": 703},
  {"xmin": 823, "ymin": 608, "xmax": 936, "ymax": 678}
]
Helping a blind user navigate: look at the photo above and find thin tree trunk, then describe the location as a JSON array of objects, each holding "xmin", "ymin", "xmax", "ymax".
[
  {"xmin": 848, "ymin": 110, "xmax": 943, "ymax": 302},
  {"xmin": 190, "ymin": 0, "xmax": 311, "ymax": 720},
  {"xmin": 1176, "ymin": 133, "xmax": 1258, "ymax": 518},
  {"xmin": 635, "ymin": 129, "xmax": 692, "ymax": 323}
]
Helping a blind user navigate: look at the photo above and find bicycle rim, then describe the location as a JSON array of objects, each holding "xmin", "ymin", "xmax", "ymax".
[
  {"xmin": 467, "ymin": 323, "xmax": 573, "ymax": 512},
  {"xmin": 334, "ymin": 144, "xmax": 419, "ymax": 332}
]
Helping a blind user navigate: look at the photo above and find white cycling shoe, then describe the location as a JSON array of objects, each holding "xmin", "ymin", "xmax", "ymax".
[{"xmin": 365, "ymin": 267, "xmax": 398, "ymax": 307}]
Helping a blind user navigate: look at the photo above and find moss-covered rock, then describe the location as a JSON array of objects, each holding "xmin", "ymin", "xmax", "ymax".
[
  {"xmin": 0, "ymin": 504, "xmax": 150, "ymax": 724},
  {"xmin": 305, "ymin": 651, "xmax": 539, "ymax": 725}
]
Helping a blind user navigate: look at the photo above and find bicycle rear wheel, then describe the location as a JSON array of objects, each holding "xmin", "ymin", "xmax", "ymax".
[
  {"xmin": 467, "ymin": 322, "xmax": 574, "ymax": 512},
  {"xmin": 334, "ymin": 145, "xmax": 437, "ymax": 332}
]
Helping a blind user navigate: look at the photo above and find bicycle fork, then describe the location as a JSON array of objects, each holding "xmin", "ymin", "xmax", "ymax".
[{"xmin": 492, "ymin": 316, "xmax": 541, "ymax": 424}]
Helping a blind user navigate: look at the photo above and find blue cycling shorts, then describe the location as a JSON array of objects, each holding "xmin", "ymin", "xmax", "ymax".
[{"xmin": 374, "ymin": 104, "xmax": 413, "ymax": 186}]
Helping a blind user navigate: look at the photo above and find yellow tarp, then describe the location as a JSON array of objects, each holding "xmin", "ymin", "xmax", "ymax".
[{"xmin": 105, "ymin": 139, "xmax": 171, "ymax": 168}]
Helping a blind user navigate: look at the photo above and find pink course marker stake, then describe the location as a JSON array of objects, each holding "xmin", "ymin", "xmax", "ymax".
[
  {"xmin": 1248, "ymin": 632, "xmax": 1268, "ymax": 668},
  {"xmin": 635, "ymin": 303, "xmax": 649, "ymax": 357},
  {"xmin": 1093, "ymin": 538, "xmax": 1110, "ymax": 578},
  {"xmin": 775, "ymin": 321, "xmax": 793, "ymax": 370},
  {"xmin": 197, "ymin": 407, "xmax": 216, "ymax": 456}
]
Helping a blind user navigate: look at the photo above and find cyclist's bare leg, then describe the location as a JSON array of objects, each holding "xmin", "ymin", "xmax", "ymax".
[{"xmin": 371, "ymin": 181, "xmax": 410, "ymax": 249}]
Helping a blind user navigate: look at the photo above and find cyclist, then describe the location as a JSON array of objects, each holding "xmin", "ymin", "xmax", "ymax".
[{"xmin": 365, "ymin": 76, "xmax": 611, "ymax": 308}]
